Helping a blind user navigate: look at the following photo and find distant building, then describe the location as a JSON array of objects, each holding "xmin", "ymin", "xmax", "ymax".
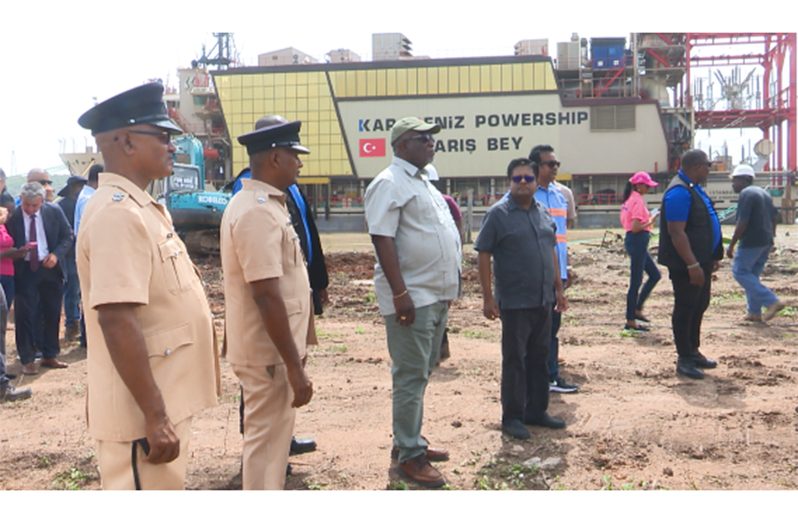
[
  {"xmin": 514, "ymin": 39, "xmax": 549, "ymax": 56},
  {"xmin": 257, "ymin": 47, "xmax": 318, "ymax": 67},
  {"xmin": 372, "ymin": 33, "xmax": 413, "ymax": 61},
  {"xmin": 327, "ymin": 49, "xmax": 361, "ymax": 63}
]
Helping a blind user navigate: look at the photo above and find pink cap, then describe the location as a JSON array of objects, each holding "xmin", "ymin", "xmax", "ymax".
[{"xmin": 629, "ymin": 171, "xmax": 658, "ymax": 187}]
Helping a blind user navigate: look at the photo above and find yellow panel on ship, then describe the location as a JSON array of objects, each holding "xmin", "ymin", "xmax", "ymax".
[{"xmin": 217, "ymin": 71, "xmax": 352, "ymax": 177}]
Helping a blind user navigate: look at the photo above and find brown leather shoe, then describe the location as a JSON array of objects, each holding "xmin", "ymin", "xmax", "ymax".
[
  {"xmin": 398, "ymin": 455, "xmax": 446, "ymax": 488},
  {"xmin": 40, "ymin": 358, "xmax": 69, "ymax": 369},
  {"xmin": 391, "ymin": 445, "xmax": 450, "ymax": 462},
  {"xmin": 22, "ymin": 362, "xmax": 38, "ymax": 375},
  {"xmin": 425, "ymin": 446, "xmax": 450, "ymax": 462}
]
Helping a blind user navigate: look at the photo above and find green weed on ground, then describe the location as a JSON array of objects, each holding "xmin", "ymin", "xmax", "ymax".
[
  {"xmin": 52, "ymin": 466, "xmax": 97, "ymax": 490},
  {"xmin": 474, "ymin": 459, "xmax": 548, "ymax": 490},
  {"xmin": 710, "ymin": 290, "xmax": 745, "ymax": 306}
]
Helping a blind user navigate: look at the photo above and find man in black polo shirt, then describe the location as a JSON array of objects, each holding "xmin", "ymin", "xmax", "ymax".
[{"xmin": 476, "ymin": 158, "xmax": 568, "ymax": 440}]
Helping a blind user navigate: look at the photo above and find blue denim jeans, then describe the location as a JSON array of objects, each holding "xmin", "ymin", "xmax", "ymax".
[
  {"xmin": 0, "ymin": 275, "xmax": 14, "ymax": 309},
  {"xmin": 547, "ymin": 305, "xmax": 561, "ymax": 381},
  {"xmin": 0, "ymin": 283, "xmax": 8, "ymax": 386},
  {"xmin": 624, "ymin": 231, "xmax": 661, "ymax": 321},
  {"xmin": 732, "ymin": 245, "xmax": 778, "ymax": 314},
  {"xmin": 62, "ymin": 254, "xmax": 81, "ymax": 325}
]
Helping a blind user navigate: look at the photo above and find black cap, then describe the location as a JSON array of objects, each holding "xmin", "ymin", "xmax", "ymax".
[
  {"xmin": 57, "ymin": 176, "xmax": 88, "ymax": 197},
  {"xmin": 237, "ymin": 120, "xmax": 310, "ymax": 156},
  {"xmin": 78, "ymin": 83, "xmax": 183, "ymax": 135}
]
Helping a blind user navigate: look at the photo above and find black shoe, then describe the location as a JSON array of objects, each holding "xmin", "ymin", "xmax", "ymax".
[
  {"xmin": 290, "ymin": 437, "xmax": 317, "ymax": 456},
  {"xmin": 4, "ymin": 373, "xmax": 17, "ymax": 380},
  {"xmin": 635, "ymin": 313, "xmax": 651, "ymax": 323},
  {"xmin": 623, "ymin": 323, "xmax": 649, "ymax": 332},
  {"xmin": 501, "ymin": 419, "xmax": 531, "ymax": 440},
  {"xmin": 524, "ymin": 413, "xmax": 566, "ymax": 429},
  {"xmin": 692, "ymin": 352, "xmax": 717, "ymax": 369},
  {"xmin": 676, "ymin": 360, "xmax": 704, "ymax": 379},
  {"xmin": 0, "ymin": 383, "xmax": 32, "ymax": 402}
]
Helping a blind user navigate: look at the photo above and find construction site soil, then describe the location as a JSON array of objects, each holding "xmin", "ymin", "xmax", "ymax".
[{"xmin": 1, "ymin": 227, "xmax": 797, "ymax": 491}]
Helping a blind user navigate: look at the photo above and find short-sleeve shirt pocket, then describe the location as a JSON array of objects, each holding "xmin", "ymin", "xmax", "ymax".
[
  {"xmin": 282, "ymin": 221, "xmax": 304, "ymax": 269},
  {"xmin": 157, "ymin": 236, "xmax": 196, "ymax": 294}
]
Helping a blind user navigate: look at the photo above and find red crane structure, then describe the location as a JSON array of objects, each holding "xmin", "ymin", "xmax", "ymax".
[{"xmin": 681, "ymin": 33, "xmax": 796, "ymax": 172}]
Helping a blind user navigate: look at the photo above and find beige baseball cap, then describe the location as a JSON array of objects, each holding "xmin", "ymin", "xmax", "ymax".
[{"xmin": 390, "ymin": 116, "xmax": 441, "ymax": 145}]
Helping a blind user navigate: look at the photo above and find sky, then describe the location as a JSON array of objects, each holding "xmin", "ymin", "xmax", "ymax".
[{"xmin": 0, "ymin": 0, "xmax": 792, "ymax": 176}]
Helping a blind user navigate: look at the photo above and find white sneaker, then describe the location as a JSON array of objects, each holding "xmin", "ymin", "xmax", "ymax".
[{"xmin": 549, "ymin": 378, "xmax": 579, "ymax": 393}]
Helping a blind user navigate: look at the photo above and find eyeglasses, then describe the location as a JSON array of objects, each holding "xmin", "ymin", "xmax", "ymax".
[
  {"xmin": 39, "ymin": 180, "xmax": 53, "ymax": 186},
  {"xmin": 129, "ymin": 129, "xmax": 173, "ymax": 145},
  {"xmin": 511, "ymin": 175, "xmax": 536, "ymax": 184},
  {"xmin": 539, "ymin": 160, "xmax": 561, "ymax": 168},
  {"xmin": 403, "ymin": 133, "xmax": 436, "ymax": 144}
]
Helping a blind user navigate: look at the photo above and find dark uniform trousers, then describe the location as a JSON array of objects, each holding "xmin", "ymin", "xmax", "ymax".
[
  {"xmin": 14, "ymin": 263, "xmax": 63, "ymax": 364},
  {"xmin": 669, "ymin": 264, "xmax": 712, "ymax": 359},
  {"xmin": 499, "ymin": 307, "xmax": 551, "ymax": 423}
]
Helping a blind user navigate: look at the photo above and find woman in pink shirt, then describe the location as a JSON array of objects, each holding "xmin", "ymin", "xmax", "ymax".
[
  {"xmin": 0, "ymin": 206, "xmax": 18, "ymax": 307},
  {"xmin": 620, "ymin": 171, "xmax": 662, "ymax": 331}
]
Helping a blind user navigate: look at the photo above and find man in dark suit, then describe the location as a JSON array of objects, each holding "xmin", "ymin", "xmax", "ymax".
[{"xmin": 8, "ymin": 182, "xmax": 73, "ymax": 375}]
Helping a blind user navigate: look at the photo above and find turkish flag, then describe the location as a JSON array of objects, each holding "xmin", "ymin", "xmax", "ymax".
[{"xmin": 359, "ymin": 138, "xmax": 386, "ymax": 158}]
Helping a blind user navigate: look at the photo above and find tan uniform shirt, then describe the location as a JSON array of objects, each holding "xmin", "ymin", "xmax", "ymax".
[
  {"xmin": 221, "ymin": 178, "xmax": 311, "ymax": 367},
  {"xmin": 77, "ymin": 173, "xmax": 219, "ymax": 442}
]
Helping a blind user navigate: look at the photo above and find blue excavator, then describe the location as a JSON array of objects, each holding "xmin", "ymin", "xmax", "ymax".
[{"xmin": 148, "ymin": 135, "xmax": 230, "ymax": 254}]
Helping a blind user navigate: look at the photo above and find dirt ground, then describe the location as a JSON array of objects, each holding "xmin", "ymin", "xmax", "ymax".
[{"xmin": 1, "ymin": 226, "xmax": 797, "ymax": 491}]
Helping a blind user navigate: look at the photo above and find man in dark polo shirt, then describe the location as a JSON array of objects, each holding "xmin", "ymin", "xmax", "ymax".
[
  {"xmin": 725, "ymin": 164, "xmax": 783, "ymax": 323},
  {"xmin": 476, "ymin": 158, "xmax": 568, "ymax": 440},
  {"xmin": 658, "ymin": 149, "xmax": 723, "ymax": 380}
]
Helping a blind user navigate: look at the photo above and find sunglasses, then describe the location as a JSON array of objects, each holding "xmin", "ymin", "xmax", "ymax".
[
  {"xmin": 39, "ymin": 180, "xmax": 53, "ymax": 185},
  {"xmin": 403, "ymin": 133, "xmax": 436, "ymax": 144},
  {"xmin": 539, "ymin": 160, "xmax": 561, "ymax": 168},
  {"xmin": 511, "ymin": 175, "xmax": 536, "ymax": 184},
  {"xmin": 129, "ymin": 129, "xmax": 173, "ymax": 145}
]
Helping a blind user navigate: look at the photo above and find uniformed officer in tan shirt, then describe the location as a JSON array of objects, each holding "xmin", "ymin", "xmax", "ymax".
[
  {"xmin": 221, "ymin": 116, "xmax": 314, "ymax": 490},
  {"xmin": 76, "ymin": 83, "xmax": 219, "ymax": 490}
]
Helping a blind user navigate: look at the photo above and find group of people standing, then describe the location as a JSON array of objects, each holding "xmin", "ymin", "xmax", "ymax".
[
  {"xmin": 3, "ymin": 78, "xmax": 787, "ymax": 492},
  {"xmin": 620, "ymin": 149, "xmax": 784, "ymax": 380},
  {"xmin": 73, "ymin": 83, "xmax": 333, "ymax": 490},
  {"xmin": 0, "ymin": 164, "xmax": 101, "ymax": 403}
]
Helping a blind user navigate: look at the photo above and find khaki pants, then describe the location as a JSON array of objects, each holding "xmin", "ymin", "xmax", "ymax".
[
  {"xmin": 233, "ymin": 363, "xmax": 295, "ymax": 490},
  {"xmin": 96, "ymin": 418, "xmax": 192, "ymax": 490},
  {"xmin": 384, "ymin": 301, "xmax": 448, "ymax": 463}
]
